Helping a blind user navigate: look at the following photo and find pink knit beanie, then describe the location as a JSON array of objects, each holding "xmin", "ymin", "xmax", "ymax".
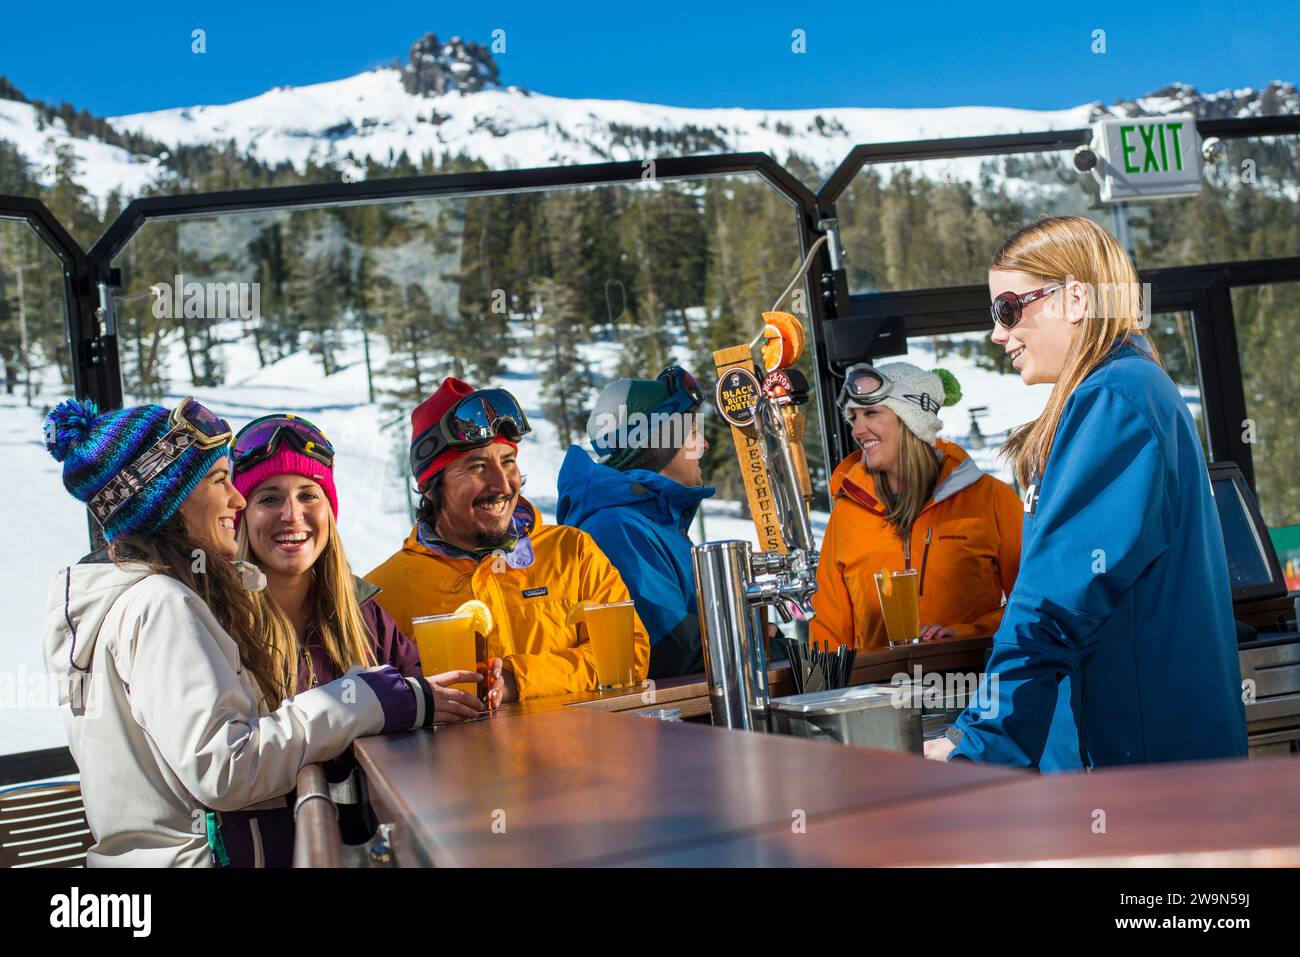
[{"xmin": 233, "ymin": 446, "xmax": 339, "ymax": 519}]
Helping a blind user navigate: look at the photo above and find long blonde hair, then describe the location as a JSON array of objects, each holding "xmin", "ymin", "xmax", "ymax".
[
  {"xmin": 992, "ymin": 216, "xmax": 1162, "ymax": 488},
  {"xmin": 872, "ymin": 420, "xmax": 940, "ymax": 543},
  {"xmin": 236, "ymin": 507, "xmax": 376, "ymax": 694}
]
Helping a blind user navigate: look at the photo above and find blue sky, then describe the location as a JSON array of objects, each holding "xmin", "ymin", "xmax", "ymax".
[{"xmin": 1, "ymin": 0, "xmax": 1296, "ymax": 115}]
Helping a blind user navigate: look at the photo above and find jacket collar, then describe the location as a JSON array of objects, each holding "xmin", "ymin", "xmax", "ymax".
[
  {"xmin": 353, "ymin": 575, "xmax": 380, "ymax": 607},
  {"xmin": 408, "ymin": 496, "xmax": 540, "ymax": 564},
  {"xmin": 556, "ymin": 444, "xmax": 714, "ymax": 532}
]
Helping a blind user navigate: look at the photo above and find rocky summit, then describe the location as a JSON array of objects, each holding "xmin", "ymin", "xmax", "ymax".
[{"xmin": 400, "ymin": 33, "xmax": 502, "ymax": 97}]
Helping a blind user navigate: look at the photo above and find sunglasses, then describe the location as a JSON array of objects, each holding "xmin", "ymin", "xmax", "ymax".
[
  {"xmin": 990, "ymin": 284, "xmax": 1062, "ymax": 329},
  {"xmin": 411, "ymin": 388, "xmax": 531, "ymax": 482},
  {"xmin": 232, "ymin": 414, "xmax": 334, "ymax": 473},
  {"xmin": 89, "ymin": 397, "xmax": 232, "ymax": 524}
]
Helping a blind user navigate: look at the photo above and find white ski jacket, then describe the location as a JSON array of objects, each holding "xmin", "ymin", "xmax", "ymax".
[{"xmin": 42, "ymin": 557, "xmax": 434, "ymax": 867}]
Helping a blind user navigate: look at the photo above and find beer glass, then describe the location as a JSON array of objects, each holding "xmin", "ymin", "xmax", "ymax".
[
  {"xmin": 873, "ymin": 569, "xmax": 921, "ymax": 648},
  {"xmin": 412, "ymin": 613, "xmax": 479, "ymax": 697},
  {"xmin": 582, "ymin": 601, "xmax": 637, "ymax": 690}
]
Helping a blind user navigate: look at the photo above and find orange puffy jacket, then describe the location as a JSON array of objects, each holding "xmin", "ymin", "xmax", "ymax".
[
  {"xmin": 810, "ymin": 439, "xmax": 1023, "ymax": 650},
  {"xmin": 366, "ymin": 498, "xmax": 650, "ymax": 701}
]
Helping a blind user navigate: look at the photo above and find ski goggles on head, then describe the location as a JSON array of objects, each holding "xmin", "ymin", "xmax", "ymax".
[
  {"xmin": 231, "ymin": 414, "xmax": 335, "ymax": 474},
  {"xmin": 990, "ymin": 284, "xmax": 1062, "ymax": 329},
  {"xmin": 410, "ymin": 388, "xmax": 531, "ymax": 482},
  {"xmin": 172, "ymin": 396, "xmax": 232, "ymax": 450},
  {"xmin": 88, "ymin": 396, "xmax": 232, "ymax": 524},
  {"xmin": 837, "ymin": 363, "xmax": 894, "ymax": 409},
  {"xmin": 634, "ymin": 364, "xmax": 705, "ymax": 423},
  {"xmin": 657, "ymin": 365, "xmax": 704, "ymax": 408}
]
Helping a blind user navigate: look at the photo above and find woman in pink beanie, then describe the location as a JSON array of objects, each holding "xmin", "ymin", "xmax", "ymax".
[{"xmin": 230, "ymin": 412, "xmax": 488, "ymax": 719}]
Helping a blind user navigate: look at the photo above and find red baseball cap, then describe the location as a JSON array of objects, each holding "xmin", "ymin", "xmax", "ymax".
[{"xmin": 411, "ymin": 377, "xmax": 519, "ymax": 489}]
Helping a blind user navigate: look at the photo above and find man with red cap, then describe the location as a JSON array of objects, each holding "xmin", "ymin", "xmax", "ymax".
[{"xmin": 367, "ymin": 378, "xmax": 650, "ymax": 702}]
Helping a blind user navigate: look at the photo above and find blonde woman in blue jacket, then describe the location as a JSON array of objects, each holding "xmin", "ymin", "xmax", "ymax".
[{"xmin": 927, "ymin": 217, "xmax": 1247, "ymax": 771}]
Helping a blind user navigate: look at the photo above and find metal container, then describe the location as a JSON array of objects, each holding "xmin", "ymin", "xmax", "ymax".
[
  {"xmin": 769, "ymin": 685, "xmax": 922, "ymax": 753},
  {"xmin": 694, "ymin": 540, "xmax": 772, "ymax": 731}
]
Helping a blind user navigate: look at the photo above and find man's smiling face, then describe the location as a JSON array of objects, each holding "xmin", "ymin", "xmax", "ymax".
[{"xmin": 429, "ymin": 442, "xmax": 522, "ymax": 551}]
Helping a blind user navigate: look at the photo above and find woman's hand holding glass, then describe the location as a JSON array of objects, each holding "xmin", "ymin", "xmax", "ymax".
[{"xmin": 425, "ymin": 670, "xmax": 486, "ymax": 720}]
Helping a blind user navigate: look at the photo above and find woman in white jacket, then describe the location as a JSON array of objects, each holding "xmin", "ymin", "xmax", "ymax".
[{"xmin": 41, "ymin": 396, "xmax": 448, "ymax": 867}]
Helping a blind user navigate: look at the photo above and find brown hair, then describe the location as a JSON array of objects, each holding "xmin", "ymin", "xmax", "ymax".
[
  {"xmin": 871, "ymin": 417, "xmax": 941, "ymax": 544},
  {"xmin": 236, "ymin": 506, "xmax": 375, "ymax": 693},
  {"xmin": 109, "ymin": 513, "xmax": 288, "ymax": 710},
  {"xmin": 991, "ymin": 216, "xmax": 1162, "ymax": 487}
]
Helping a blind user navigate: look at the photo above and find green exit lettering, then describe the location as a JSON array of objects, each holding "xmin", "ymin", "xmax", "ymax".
[{"xmin": 1120, "ymin": 122, "xmax": 1186, "ymax": 174}]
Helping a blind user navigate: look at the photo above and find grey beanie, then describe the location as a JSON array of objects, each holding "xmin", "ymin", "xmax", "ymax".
[
  {"xmin": 587, "ymin": 376, "xmax": 697, "ymax": 472},
  {"xmin": 841, "ymin": 363, "xmax": 962, "ymax": 447}
]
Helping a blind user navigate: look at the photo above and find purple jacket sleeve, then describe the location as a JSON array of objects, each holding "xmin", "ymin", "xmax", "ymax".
[
  {"xmin": 361, "ymin": 598, "xmax": 424, "ymax": 679},
  {"xmin": 354, "ymin": 666, "xmax": 434, "ymax": 733}
]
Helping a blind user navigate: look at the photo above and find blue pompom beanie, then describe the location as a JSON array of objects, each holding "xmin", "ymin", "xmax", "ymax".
[{"xmin": 44, "ymin": 398, "xmax": 229, "ymax": 541}]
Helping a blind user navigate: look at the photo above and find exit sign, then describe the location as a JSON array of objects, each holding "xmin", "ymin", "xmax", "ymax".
[{"xmin": 1093, "ymin": 114, "xmax": 1202, "ymax": 202}]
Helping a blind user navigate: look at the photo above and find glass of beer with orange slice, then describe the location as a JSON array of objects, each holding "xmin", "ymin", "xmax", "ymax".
[{"xmin": 412, "ymin": 599, "xmax": 494, "ymax": 705}]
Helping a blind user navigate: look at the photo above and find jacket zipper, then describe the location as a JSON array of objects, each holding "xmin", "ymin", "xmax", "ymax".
[{"xmin": 918, "ymin": 528, "xmax": 933, "ymax": 596}]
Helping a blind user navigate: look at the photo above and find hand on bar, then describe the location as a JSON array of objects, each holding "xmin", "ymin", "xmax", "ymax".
[
  {"xmin": 924, "ymin": 736, "xmax": 957, "ymax": 761},
  {"xmin": 919, "ymin": 625, "xmax": 956, "ymax": 641},
  {"xmin": 481, "ymin": 657, "xmax": 516, "ymax": 710}
]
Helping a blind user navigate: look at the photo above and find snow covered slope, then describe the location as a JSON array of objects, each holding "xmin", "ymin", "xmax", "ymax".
[{"xmin": 0, "ymin": 98, "xmax": 165, "ymax": 205}]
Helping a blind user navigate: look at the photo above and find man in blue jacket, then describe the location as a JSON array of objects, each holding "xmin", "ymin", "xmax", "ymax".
[{"xmin": 556, "ymin": 367, "xmax": 715, "ymax": 679}]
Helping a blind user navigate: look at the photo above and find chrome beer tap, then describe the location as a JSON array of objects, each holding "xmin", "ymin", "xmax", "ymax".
[{"xmin": 693, "ymin": 390, "xmax": 819, "ymax": 731}]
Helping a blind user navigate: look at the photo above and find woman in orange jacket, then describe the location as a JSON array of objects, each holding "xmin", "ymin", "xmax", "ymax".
[{"xmin": 811, "ymin": 362, "xmax": 1023, "ymax": 650}]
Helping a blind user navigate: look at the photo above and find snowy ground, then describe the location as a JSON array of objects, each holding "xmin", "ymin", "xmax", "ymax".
[{"xmin": 3, "ymin": 319, "xmax": 1116, "ymax": 756}]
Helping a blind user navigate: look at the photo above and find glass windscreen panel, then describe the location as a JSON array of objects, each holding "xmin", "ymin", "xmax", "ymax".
[
  {"xmin": 0, "ymin": 217, "xmax": 85, "ymax": 755},
  {"xmin": 837, "ymin": 134, "xmax": 1300, "ymax": 292},
  {"xmin": 1229, "ymin": 282, "xmax": 1300, "ymax": 590},
  {"xmin": 1146, "ymin": 308, "xmax": 1209, "ymax": 456},
  {"xmin": 108, "ymin": 176, "xmax": 831, "ymax": 574}
]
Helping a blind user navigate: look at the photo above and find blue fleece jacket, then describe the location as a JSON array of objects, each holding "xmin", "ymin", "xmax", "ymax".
[
  {"xmin": 555, "ymin": 445, "xmax": 715, "ymax": 678},
  {"xmin": 953, "ymin": 339, "xmax": 1248, "ymax": 771}
]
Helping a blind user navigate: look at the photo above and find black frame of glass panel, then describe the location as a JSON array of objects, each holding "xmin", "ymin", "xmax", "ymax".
[
  {"xmin": 83, "ymin": 152, "xmax": 829, "ymax": 441},
  {"xmin": 812, "ymin": 115, "xmax": 1300, "ymax": 478},
  {"xmin": 0, "ymin": 194, "xmax": 103, "ymax": 400},
  {"xmin": 0, "ymin": 196, "xmax": 100, "ymax": 784}
]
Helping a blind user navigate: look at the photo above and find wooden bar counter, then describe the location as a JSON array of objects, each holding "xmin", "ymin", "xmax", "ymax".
[{"xmin": 351, "ymin": 636, "xmax": 1300, "ymax": 866}]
